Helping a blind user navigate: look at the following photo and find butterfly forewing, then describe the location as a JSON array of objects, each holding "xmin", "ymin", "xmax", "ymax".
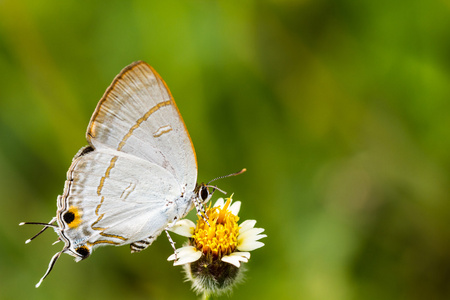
[{"xmin": 87, "ymin": 61, "xmax": 197, "ymax": 190}]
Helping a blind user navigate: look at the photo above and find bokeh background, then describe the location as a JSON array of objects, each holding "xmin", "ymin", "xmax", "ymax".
[{"xmin": 1, "ymin": 0, "xmax": 450, "ymax": 299}]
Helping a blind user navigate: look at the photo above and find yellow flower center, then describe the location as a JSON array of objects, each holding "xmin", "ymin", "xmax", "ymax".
[{"xmin": 192, "ymin": 198, "xmax": 240, "ymax": 258}]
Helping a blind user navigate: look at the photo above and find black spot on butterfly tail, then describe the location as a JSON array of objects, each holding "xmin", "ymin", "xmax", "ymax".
[{"xmin": 75, "ymin": 246, "xmax": 90, "ymax": 259}]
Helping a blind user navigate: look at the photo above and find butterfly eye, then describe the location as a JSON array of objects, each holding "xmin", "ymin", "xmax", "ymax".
[
  {"xmin": 75, "ymin": 246, "xmax": 90, "ymax": 259},
  {"xmin": 199, "ymin": 186, "xmax": 210, "ymax": 202}
]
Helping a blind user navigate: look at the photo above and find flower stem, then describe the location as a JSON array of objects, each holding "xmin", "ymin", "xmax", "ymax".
[{"xmin": 202, "ymin": 292, "xmax": 210, "ymax": 300}]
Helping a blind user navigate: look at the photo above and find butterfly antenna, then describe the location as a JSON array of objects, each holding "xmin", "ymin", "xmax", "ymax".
[
  {"xmin": 20, "ymin": 217, "xmax": 58, "ymax": 244},
  {"xmin": 207, "ymin": 168, "xmax": 247, "ymax": 185},
  {"xmin": 35, "ymin": 248, "xmax": 65, "ymax": 288},
  {"xmin": 206, "ymin": 185, "xmax": 227, "ymax": 195}
]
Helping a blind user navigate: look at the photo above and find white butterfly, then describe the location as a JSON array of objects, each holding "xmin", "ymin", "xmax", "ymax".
[{"xmin": 21, "ymin": 61, "xmax": 243, "ymax": 287}]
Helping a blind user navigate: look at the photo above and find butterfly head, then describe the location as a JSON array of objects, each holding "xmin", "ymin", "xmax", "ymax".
[{"xmin": 195, "ymin": 183, "xmax": 213, "ymax": 205}]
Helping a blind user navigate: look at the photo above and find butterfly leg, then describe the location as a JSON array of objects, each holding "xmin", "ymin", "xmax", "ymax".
[
  {"xmin": 164, "ymin": 224, "xmax": 178, "ymax": 261},
  {"xmin": 192, "ymin": 197, "xmax": 210, "ymax": 227}
]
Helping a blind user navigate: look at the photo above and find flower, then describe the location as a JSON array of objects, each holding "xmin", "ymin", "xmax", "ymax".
[{"xmin": 167, "ymin": 196, "xmax": 266, "ymax": 296}]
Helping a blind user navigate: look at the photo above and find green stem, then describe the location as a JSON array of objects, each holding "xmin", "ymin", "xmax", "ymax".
[{"xmin": 202, "ymin": 292, "xmax": 210, "ymax": 300}]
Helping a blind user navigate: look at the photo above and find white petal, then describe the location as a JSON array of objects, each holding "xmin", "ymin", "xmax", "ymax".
[
  {"xmin": 221, "ymin": 252, "xmax": 250, "ymax": 268},
  {"xmin": 239, "ymin": 220, "xmax": 257, "ymax": 233},
  {"xmin": 235, "ymin": 251, "xmax": 251, "ymax": 259},
  {"xmin": 168, "ymin": 219, "xmax": 196, "ymax": 237},
  {"xmin": 238, "ymin": 227, "xmax": 265, "ymax": 241},
  {"xmin": 237, "ymin": 240, "xmax": 265, "ymax": 252},
  {"xmin": 167, "ymin": 246, "xmax": 202, "ymax": 266},
  {"xmin": 229, "ymin": 201, "xmax": 241, "ymax": 215},
  {"xmin": 213, "ymin": 198, "xmax": 225, "ymax": 208},
  {"xmin": 167, "ymin": 246, "xmax": 194, "ymax": 261},
  {"xmin": 174, "ymin": 252, "xmax": 202, "ymax": 266},
  {"xmin": 251, "ymin": 234, "xmax": 268, "ymax": 241}
]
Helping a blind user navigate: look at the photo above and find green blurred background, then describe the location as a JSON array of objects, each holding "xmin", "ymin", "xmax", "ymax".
[{"xmin": 1, "ymin": 0, "xmax": 450, "ymax": 299}]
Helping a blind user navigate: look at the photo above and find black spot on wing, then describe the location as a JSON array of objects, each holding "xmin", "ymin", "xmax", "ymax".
[
  {"xmin": 63, "ymin": 211, "xmax": 75, "ymax": 224},
  {"xmin": 76, "ymin": 246, "xmax": 90, "ymax": 259}
]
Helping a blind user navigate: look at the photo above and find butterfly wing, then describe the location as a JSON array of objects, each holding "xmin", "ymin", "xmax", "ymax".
[
  {"xmin": 57, "ymin": 61, "xmax": 198, "ymax": 258},
  {"xmin": 87, "ymin": 61, "xmax": 197, "ymax": 191}
]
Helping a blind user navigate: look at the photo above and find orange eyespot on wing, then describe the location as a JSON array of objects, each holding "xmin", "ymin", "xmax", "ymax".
[{"xmin": 63, "ymin": 206, "xmax": 82, "ymax": 228}]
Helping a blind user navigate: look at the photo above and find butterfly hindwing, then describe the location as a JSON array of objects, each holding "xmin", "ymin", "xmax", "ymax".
[{"xmin": 57, "ymin": 147, "xmax": 191, "ymax": 257}]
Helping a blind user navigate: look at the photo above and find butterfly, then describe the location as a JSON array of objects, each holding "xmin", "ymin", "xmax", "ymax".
[{"xmin": 21, "ymin": 61, "xmax": 245, "ymax": 287}]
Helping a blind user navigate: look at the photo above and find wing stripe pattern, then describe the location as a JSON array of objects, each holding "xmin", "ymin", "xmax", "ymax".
[
  {"xmin": 90, "ymin": 199, "xmax": 127, "ymax": 243},
  {"xmin": 95, "ymin": 196, "xmax": 105, "ymax": 216},
  {"xmin": 97, "ymin": 156, "xmax": 119, "ymax": 196},
  {"xmin": 116, "ymin": 100, "xmax": 172, "ymax": 151},
  {"xmin": 153, "ymin": 125, "xmax": 173, "ymax": 138}
]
